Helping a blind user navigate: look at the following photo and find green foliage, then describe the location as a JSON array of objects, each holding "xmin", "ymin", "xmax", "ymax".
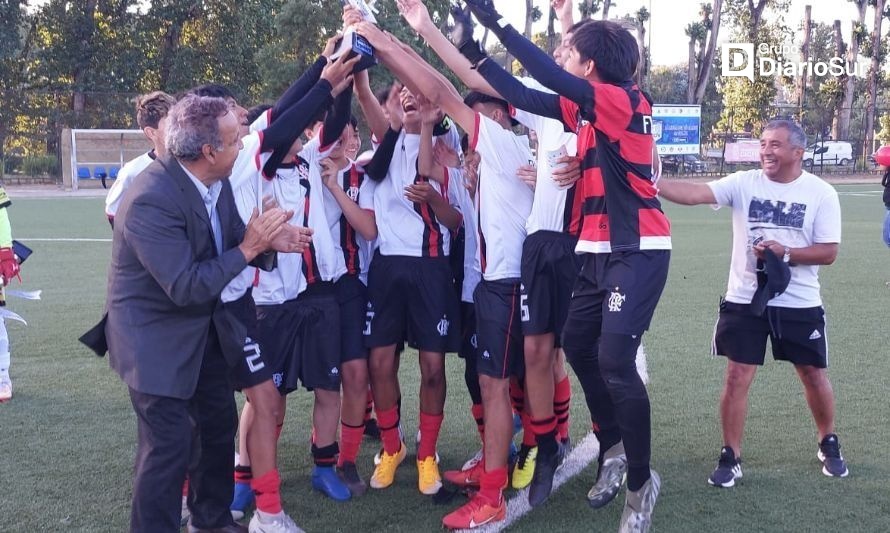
[
  {"xmin": 649, "ymin": 65, "xmax": 689, "ymax": 104},
  {"xmin": 877, "ymin": 113, "xmax": 890, "ymax": 144},
  {"xmin": 20, "ymin": 155, "xmax": 58, "ymax": 176}
]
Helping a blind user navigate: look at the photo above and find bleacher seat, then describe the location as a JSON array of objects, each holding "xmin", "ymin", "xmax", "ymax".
[
  {"xmin": 109, "ymin": 166, "xmax": 120, "ymax": 179},
  {"xmin": 77, "ymin": 166, "xmax": 91, "ymax": 180},
  {"xmin": 93, "ymin": 166, "xmax": 107, "ymax": 179}
]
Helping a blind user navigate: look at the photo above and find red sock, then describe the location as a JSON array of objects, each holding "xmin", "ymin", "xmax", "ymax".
[
  {"xmin": 365, "ymin": 390, "xmax": 374, "ymax": 422},
  {"xmin": 479, "ymin": 466, "xmax": 507, "ymax": 505},
  {"xmin": 554, "ymin": 377, "xmax": 571, "ymax": 441},
  {"xmin": 471, "ymin": 403, "xmax": 485, "ymax": 443},
  {"xmin": 521, "ymin": 411, "xmax": 536, "ymax": 447},
  {"xmin": 377, "ymin": 405, "xmax": 401, "ymax": 455},
  {"xmin": 251, "ymin": 469, "xmax": 282, "ymax": 514},
  {"xmin": 417, "ymin": 411, "xmax": 444, "ymax": 460},
  {"xmin": 339, "ymin": 421, "xmax": 364, "ymax": 466}
]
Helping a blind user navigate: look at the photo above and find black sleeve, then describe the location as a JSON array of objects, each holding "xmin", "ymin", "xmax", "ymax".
[
  {"xmin": 269, "ymin": 56, "xmax": 327, "ymax": 123},
  {"xmin": 260, "ymin": 80, "xmax": 335, "ymax": 177},
  {"xmin": 477, "ymin": 60, "xmax": 563, "ymax": 122},
  {"xmin": 499, "ymin": 24, "xmax": 593, "ymax": 108},
  {"xmin": 364, "ymin": 127, "xmax": 401, "ymax": 183},
  {"xmin": 320, "ymin": 85, "xmax": 353, "ymax": 149}
]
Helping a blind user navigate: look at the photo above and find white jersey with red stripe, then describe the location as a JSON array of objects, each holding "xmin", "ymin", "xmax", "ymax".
[
  {"xmin": 372, "ymin": 131, "xmax": 461, "ymax": 258},
  {"xmin": 451, "ymin": 167, "xmax": 481, "ymax": 303},
  {"xmin": 104, "ymin": 151, "xmax": 156, "ymax": 219},
  {"xmin": 471, "ymin": 114, "xmax": 534, "ymax": 281},
  {"xmin": 322, "ymin": 161, "xmax": 378, "ymax": 281},
  {"xmin": 511, "ymin": 77, "xmax": 582, "ymax": 237}
]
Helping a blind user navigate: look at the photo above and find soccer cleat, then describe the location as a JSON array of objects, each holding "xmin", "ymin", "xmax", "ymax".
[
  {"xmin": 708, "ymin": 446, "xmax": 743, "ymax": 488},
  {"xmin": 441, "ymin": 493, "xmax": 506, "ymax": 530},
  {"xmin": 337, "ymin": 461, "xmax": 368, "ymax": 497},
  {"xmin": 588, "ymin": 441, "xmax": 628, "ymax": 508},
  {"xmin": 231, "ymin": 482, "xmax": 255, "ymax": 520},
  {"xmin": 0, "ymin": 376, "xmax": 11, "ymax": 402},
  {"xmin": 817, "ymin": 434, "xmax": 849, "ymax": 478},
  {"xmin": 511, "ymin": 444, "xmax": 537, "ymax": 489},
  {"xmin": 443, "ymin": 459, "xmax": 483, "ymax": 488},
  {"xmin": 370, "ymin": 443, "xmax": 407, "ymax": 489},
  {"xmin": 248, "ymin": 510, "xmax": 305, "ymax": 533},
  {"xmin": 461, "ymin": 447, "xmax": 484, "ymax": 471},
  {"xmin": 528, "ymin": 445, "xmax": 559, "ymax": 507},
  {"xmin": 417, "ymin": 456, "xmax": 443, "ymax": 495},
  {"xmin": 311, "ymin": 465, "xmax": 351, "ymax": 501},
  {"xmin": 618, "ymin": 470, "xmax": 661, "ymax": 533}
]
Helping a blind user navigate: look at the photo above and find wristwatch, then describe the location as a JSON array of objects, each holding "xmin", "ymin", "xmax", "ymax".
[{"xmin": 782, "ymin": 246, "xmax": 791, "ymax": 263}]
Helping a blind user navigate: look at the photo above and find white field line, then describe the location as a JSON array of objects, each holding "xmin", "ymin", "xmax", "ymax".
[{"xmin": 455, "ymin": 345, "xmax": 650, "ymax": 533}]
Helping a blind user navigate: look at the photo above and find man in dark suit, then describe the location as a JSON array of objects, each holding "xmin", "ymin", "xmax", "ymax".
[{"xmin": 103, "ymin": 94, "xmax": 310, "ymax": 533}]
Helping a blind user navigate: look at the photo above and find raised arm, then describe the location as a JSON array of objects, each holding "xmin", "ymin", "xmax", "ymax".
[
  {"xmin": 353, "ymin": 69, "xmax": 389, "ymax": 142},
  {"xmin": 465, "ymin": 0, "xmax": 592, "ymax": 106},
  {"xmin": 656, "ymin": 178, "xmax": 717, "ymax": 206},
  {"xmin": 476, "ymin": 59, "xmax": 563, "ymax": 122},
  {"xmin": 553, "ymin": 0, "xmax": 575, "ymax": 35},
  {"xmin": 320, "ymin": 82, "xmax": 354, "ymax": 149},
  {"xmin": 397, "ymin": 0, "xmax": 500, "ymax": 97},
  {"xmin": 320, "ymin": 158, "xmax": 378, "ymax": 241},
  {"xmin": 417, "ymin": 97, "xmax": 447, "ymax": 184}
]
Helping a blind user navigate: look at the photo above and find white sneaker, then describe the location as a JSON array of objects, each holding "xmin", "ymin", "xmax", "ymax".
[
  {"xmin": 248, "ymin": 510, "xmax": 304, "ymax": 533},
  {"xmin": 0, "ymin": 377, "xmax": 12, "ymax": 402}
]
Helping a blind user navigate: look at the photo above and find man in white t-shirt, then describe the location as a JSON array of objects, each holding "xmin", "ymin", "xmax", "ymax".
[{"xmin": 657, "ymin": 119, "xmax": 848, "ymax": 488}]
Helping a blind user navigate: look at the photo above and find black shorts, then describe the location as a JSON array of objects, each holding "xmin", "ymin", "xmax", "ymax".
[
  {"xmin": 336, "ymin": 274, "xmax": 368, "ymax": 363},
  {"xmin": 364, "ymin": 252, "xmax": 460, "ymax": 353},
  {"xmin": 474, "ymin": 279, "xmax": 525, "ymax": 379},
  {"xmin": 520, "ymin": 231, "xmax": 582, "ymax": 341},
  {"xmin": 224, "ymin": 291, "xmax": 275, "ymax": 391},
  {"xmin": 561, "ymin": 251, "xmax": 670, "ymax": 347},
  {"xmin": 459, "ymin": 301, "xmax": 478, "ymax": 361},
  {"xmin": 255, "ymin": 283, "xmax": 341, "ymax": 394},
  {"xmin": 712, "ymin": 301, "xmax": 829, "ymax": 368}
]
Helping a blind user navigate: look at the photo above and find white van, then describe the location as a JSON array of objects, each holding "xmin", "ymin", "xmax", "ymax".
[{"xmin": 803, "ymin": 141, "xmax": 853, "ymax": 166}]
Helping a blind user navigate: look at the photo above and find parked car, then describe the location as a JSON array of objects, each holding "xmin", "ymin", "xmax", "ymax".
[
  {"xmin": 803, "ymin": 141, "xmax": 853, "ymax": 166},
  {"xmin": 661, "ymin": 154, "xmax": 708, "ymax": 173}
]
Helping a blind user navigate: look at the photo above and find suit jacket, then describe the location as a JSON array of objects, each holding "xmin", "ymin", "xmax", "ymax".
[{"xmin": 102, "ymin": 154, "xmax": 250, "ymax": 399}]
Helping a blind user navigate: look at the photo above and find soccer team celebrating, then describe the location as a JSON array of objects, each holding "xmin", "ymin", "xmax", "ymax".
[{"xmin": 102, "ymin": 1, "xmax": 850, "ymax": 532}]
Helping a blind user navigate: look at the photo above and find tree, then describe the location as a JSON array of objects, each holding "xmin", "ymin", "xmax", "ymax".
[
  {"xmin": 862, "ymin": 0, "xmax": 886, "ymax": 157},
  {"xmin": 685, "ymin": 0, "xmax": 723, "ymax": 104},
  {"xmin": 833, "ymin": 0, "xmax": 868, "ymax": 141},
  {"xmin": 0, "ymin": 1, "xmax": 31, "ymax": 165},
  {"xmin": 579, "ymin": 0, "xmax": 603, "ymax": 19}
]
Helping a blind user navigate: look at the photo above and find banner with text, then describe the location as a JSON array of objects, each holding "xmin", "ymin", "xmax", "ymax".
[{"xmin": 652, "ymin": 105, "xmax": 701, "ymax": 155}]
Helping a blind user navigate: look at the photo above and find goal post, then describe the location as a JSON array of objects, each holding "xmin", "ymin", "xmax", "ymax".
[{"xmin": 67, "ymin": 129, "xmax": 151, "ymax": 191}]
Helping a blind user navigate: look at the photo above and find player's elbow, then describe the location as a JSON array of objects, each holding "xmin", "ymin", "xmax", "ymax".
[{"xmin": 822, "ymin": 245, "xmax": 839, "ymax": 265}]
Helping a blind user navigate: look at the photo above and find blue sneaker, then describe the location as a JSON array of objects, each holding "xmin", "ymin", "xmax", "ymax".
[
  {"xmin": 230, "ymin": 482, "xmax": 254, "ymax": 520},
  {"xmin": 508, "ymin": 441, "xmax": 520, "ymax": 468},
  {"xmin": 312, "ymin": 465, "xmax": 352, "ymax": 501},
  {"xmin": 513, "ymin": 412, "xmax": 522, "ymax": 436}
]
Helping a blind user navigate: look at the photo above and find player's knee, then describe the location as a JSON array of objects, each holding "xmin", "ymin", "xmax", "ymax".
[
  {"xmin": 420, "ymin": 364, "xmax": 446, "ymax": 391},
  {"xmin": 724, "ymin": 362, "xmax": 757, "ymax": 392},
  {"xmin": 340, "ymin": 361, "xmax": 369, "ymax": 393},
  {"xmin": 598, "ymin": 333, "xmax": 642, "ymax": 381}
]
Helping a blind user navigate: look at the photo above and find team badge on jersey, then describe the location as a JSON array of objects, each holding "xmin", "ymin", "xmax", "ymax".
[
  {"xmin": 347, "ymin": 185, "xmax": 360, "ymax": 202},
  {"xmin": 608, "ymin": 288, "xmax": 626, "ymax": 313}
]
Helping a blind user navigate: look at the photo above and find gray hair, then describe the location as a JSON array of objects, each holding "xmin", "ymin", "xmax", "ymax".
[
  {"xmin": 763, "ymin": 119, "xmax": 807, "ymax": 149},
  {"xmin": 165, "ymin": 95, "xmax": 229, "ymax": 162}
]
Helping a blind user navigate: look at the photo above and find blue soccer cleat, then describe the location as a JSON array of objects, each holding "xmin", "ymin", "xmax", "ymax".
[
  {"xmin": 230, "ymin": 482, "xmax": 254, "ymax": 520},
  {"xmin": 312, "ymin": 465, "xmax": 352, "ymax": 501}
]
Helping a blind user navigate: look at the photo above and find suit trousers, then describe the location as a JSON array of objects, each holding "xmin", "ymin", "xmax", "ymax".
[{"xmin": 128, "ymin": 326, "xmax": 238, "ymax": 533}]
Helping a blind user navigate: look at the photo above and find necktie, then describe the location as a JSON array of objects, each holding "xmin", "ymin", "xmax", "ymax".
[{"xmin": 205, "ymin": 193, "xmax": 223, "ymax": 256}]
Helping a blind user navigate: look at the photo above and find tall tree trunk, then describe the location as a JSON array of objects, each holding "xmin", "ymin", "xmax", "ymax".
[
  {"xmin": 747, "ymin": 0, "xmax": 768, "ymax": 40},
  {"xmin": 546, "ymin": 6, "xmax": 557, "ymax": 54},
  {"xmin": 864, "ymin": 0, "xmax": 884, "ymax": 157},
  {"xmin": 834, "ymin": 1, "xmax": 867, "ymax": 141},
  {"xmin": 524, "ymin": 0, "xmax": 534, "ymax": 38},
  {"xmin": 798, "ymin": 5, "xmax": 812, "ymax": 107},
  {"xmin": 602, "ymin": 0, "xmax": 612, "ymax": 19},
  {"xmin": 687, "ymin": 37, "xmax": 698, "ymax": 103},
  {"xmin": 71, "ymin": 0, "xmax": 99, "ymax": 115},
  {"xmin": 693, "ymin": 0, "xmax": 722, "ymax": 104}
]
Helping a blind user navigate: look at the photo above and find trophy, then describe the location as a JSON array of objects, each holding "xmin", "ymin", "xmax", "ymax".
[{"xmin": 333, "ymin": 0, "xmax": 379, "ymax": 73}]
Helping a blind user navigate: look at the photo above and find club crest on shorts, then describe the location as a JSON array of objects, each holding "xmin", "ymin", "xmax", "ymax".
[
  {"xmin": 470, "ymin": 333, "xmax": 477, "ymax": 349},
  {"xmin": 608, "ymin": 287, "xmax": 626, "ymax": 313},
  {"xmin": 437, "ymin": 316, "xmax": 450, "ymax": 336},
  {"xmin": 272, "ymin": 372, "xmax": 283, "ymax": 388}
]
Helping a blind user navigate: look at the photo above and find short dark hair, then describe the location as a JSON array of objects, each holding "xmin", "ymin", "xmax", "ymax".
[
  {"xmin": 463, "ymin": 91, "xmax": 509, "ymax": 114},
  {"xmin": 187, "ymin": 84, "xmax": 237, "ymax": 100},
  {"xmin": 570, "ymin": 20, "xmax": 639, "ymax": 83},
  {"xmin": 246, "ymin": 104, "xmax": 272, "ymax": 125},
  {"xmin": 135, "ymin": 91, "xmax": 175, "ymax": 129},
  {"xmin": 567, "ymin": 19, "xmax": 591, "ymax": 35}
]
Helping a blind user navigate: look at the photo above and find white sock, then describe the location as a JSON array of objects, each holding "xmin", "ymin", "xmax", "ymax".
[
  {"xmin": 0, "ymin": 351, "xmax": 9, "ymax": 380},
  {"xmin": 256, "ymin": 510, "xmax": 283, "ymax": 522}
]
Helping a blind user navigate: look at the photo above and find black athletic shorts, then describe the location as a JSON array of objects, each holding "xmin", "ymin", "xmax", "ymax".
[
  {"xmin": 520, "ymin": 230, "xmax": 583, "ymax": 341},
  {"xmin": 561, "ymin": 251, "xmax": 670, "ymax": 348},
  {"xmin": 335, "ymin": 274, "xmax": 369, "ymax": 363},
  {"xmin": 224, "ymin": 290, "xmax": 274, "ymax": 391},
  {"xmin": 712, "ymin": 300, "xmax": 829, "ymax": 368},
  {"xmin": 459, "ymin": 301, "xmax": 478, "ymax": 361},
  {"xmin": 364, "ymin": 252, "xmax": 460, "ymax": 353},
  {"xmin": 474, "ymin": 279, "xmax": 525, "ymax": 379},
  {"xmin": 255, "ymin": 282, "xmax": 341, "ymax": 394}
]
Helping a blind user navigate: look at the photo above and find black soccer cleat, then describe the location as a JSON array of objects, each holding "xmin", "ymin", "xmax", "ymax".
[
  {"xmin": 817, "ymin": 434, "xmax": 849, "ymax": 478},
  {"xmin": 528, "ymin": 445, "xmax": 559, "ymax": 507},
  {"xmin": 708, "ymin": 446, "xmax": 743, "ymax": 488}
]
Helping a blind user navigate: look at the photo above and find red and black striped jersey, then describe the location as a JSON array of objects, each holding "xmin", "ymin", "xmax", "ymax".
[
  {"xmin": 321, "ymin": 162, "xmax": 377, "ymax": 278},
  {"xmin": 559, "ymin": 81, "xmax": 671, "ymax": 253}
]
